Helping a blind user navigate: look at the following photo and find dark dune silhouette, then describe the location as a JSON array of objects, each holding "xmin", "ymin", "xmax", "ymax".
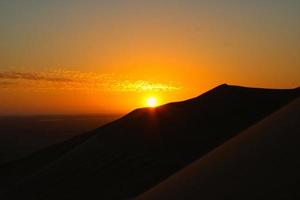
[
  {"xmin": 137, "ymin": 98, "xmax": 300, "ymax": 200},
  {"xmin": 0, "ymin": 84, "xmax": 299, "ymax": 199}
]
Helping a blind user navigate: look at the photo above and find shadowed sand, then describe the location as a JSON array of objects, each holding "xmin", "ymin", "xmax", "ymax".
[
  {"xmin": 0, "ymin": 84, "xmax": 299, "ymax": 199},
  {"xmin": 137, "ymin": 98, "xmax": 300, "ymax": 200}
]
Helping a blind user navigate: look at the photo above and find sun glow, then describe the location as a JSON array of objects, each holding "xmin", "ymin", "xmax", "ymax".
[{"xmin": 146, "ymin": 97, "xmax": 158, "ymax": 107}]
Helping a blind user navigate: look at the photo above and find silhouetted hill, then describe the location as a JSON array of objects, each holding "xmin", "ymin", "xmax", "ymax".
[
  {"xmin": 137, "ymin": 98, "xmax": 300, "ymax": 200},
  {"xmin": 1, "ymin": 84, "xmax": 299, "ymax": 199}
]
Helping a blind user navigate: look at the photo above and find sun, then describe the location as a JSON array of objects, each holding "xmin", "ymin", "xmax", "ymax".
[{"xmin": 146, "ymin": 97, "xmax": 158, "ymax": 107}]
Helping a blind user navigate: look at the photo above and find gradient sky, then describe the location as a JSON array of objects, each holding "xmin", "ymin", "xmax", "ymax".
[{"xmin": 0, "ymin": 0, "xmax": 299, "ymax": 115}]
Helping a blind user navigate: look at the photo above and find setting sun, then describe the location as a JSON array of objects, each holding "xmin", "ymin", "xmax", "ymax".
[{"xmin": 146, "ymin": 97, "xmax": 158, "ymax": 107}]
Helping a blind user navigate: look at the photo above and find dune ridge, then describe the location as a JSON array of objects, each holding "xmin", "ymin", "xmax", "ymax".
[
  {"xmin": 137, "ymin": 97, "xmax": 300, "ymax": 199},
  {"xmin": 1, "ymin": 84, "xmax": 299, "ymax": 199}
]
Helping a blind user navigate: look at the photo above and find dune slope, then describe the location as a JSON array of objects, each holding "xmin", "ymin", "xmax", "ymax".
[
  {"xmin": 137, "ymin": 98, "xmax": 300, "ymax": 200},
  {"xmin": 1, "ymin": 84, "xmax": 299, "ymax": 199}
]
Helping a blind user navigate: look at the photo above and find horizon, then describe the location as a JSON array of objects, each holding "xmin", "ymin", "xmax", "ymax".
[
  {"xmin": 1, "ymin": 83, "xmax": 299, "ymax": 116},
  {"xmin": 1, "ymin": 1, "xmax": 299, "ymax": 115}
]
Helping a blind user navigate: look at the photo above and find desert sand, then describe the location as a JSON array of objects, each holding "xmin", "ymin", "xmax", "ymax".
[
  {"xmin": 1, "ymin": 84, "xmax": 299, "ymax": 199},
  {"xmin": 137, "ymin": 98, "xmax": 300, "ymax": 200}
]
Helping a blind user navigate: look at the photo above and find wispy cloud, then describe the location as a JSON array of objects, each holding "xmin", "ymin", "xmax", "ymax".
[
  {"xmin": 0, "ymin": 69, "xmax": 181, "ymax": 92},
  {"xmin": 112, "ymin": 80, "xmax": 180, "ymax": 92},
  {"xmin": 0, "ymin": 71, "xmax": 73, "ymax": 82}
]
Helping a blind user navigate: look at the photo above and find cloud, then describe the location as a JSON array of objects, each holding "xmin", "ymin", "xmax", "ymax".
[
  {"xmin": 0, "ymin": 69, "xmax": 181, "ymax": 92},
  {"xmin": 112, "ymin": 80, "xmax": 180, "ymax": 92},
  {"xmin": 0, "ymin": 72, "xmax": 73, "ymax": 82}
]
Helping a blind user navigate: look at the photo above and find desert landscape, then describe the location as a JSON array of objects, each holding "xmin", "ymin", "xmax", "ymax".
[
  {"xmin": 1, "ymin": 1, "xmax": 299, "ymax": 199},
  {"xmin": 0, "ymin": 84, "xmax": 299, "ymax": 199}
]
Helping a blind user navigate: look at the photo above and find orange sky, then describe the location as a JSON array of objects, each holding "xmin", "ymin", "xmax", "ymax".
[{"xmin": 0, "ymin": 1, "xmax": 299, "ymax": 115}]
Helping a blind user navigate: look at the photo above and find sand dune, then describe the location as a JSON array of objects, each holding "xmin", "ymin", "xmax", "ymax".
[
  {"xmin": 1, "ymin": 84, "xmax": 299, "ymax": 199},
  {"xmin": 137, "ymin": 98, "xmax": 300, "ymax": 200}
]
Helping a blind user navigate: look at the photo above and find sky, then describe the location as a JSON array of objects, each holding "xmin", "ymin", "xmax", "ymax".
[{"xmin": 0, "ymin": 0, "xmax": 299, "ymax": 115}]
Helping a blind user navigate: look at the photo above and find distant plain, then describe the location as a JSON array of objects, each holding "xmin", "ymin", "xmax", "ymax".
[{"xmin": 0, "ymin": 115, "xmax": 121, "ymax": 164}]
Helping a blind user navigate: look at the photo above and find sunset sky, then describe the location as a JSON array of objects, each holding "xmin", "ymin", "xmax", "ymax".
[{"xmin": 0, "ymin": 0, "xmax": 299, "ymax": 115}]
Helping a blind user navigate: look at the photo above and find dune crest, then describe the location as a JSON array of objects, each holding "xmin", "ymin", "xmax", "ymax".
[
  {"xmin": 1, "ymin": 84, "xmax": 299, "ymax": 199},
  {"xmin": 137, "ymin": 98, "xmax": 300, "ymax": 200}
]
